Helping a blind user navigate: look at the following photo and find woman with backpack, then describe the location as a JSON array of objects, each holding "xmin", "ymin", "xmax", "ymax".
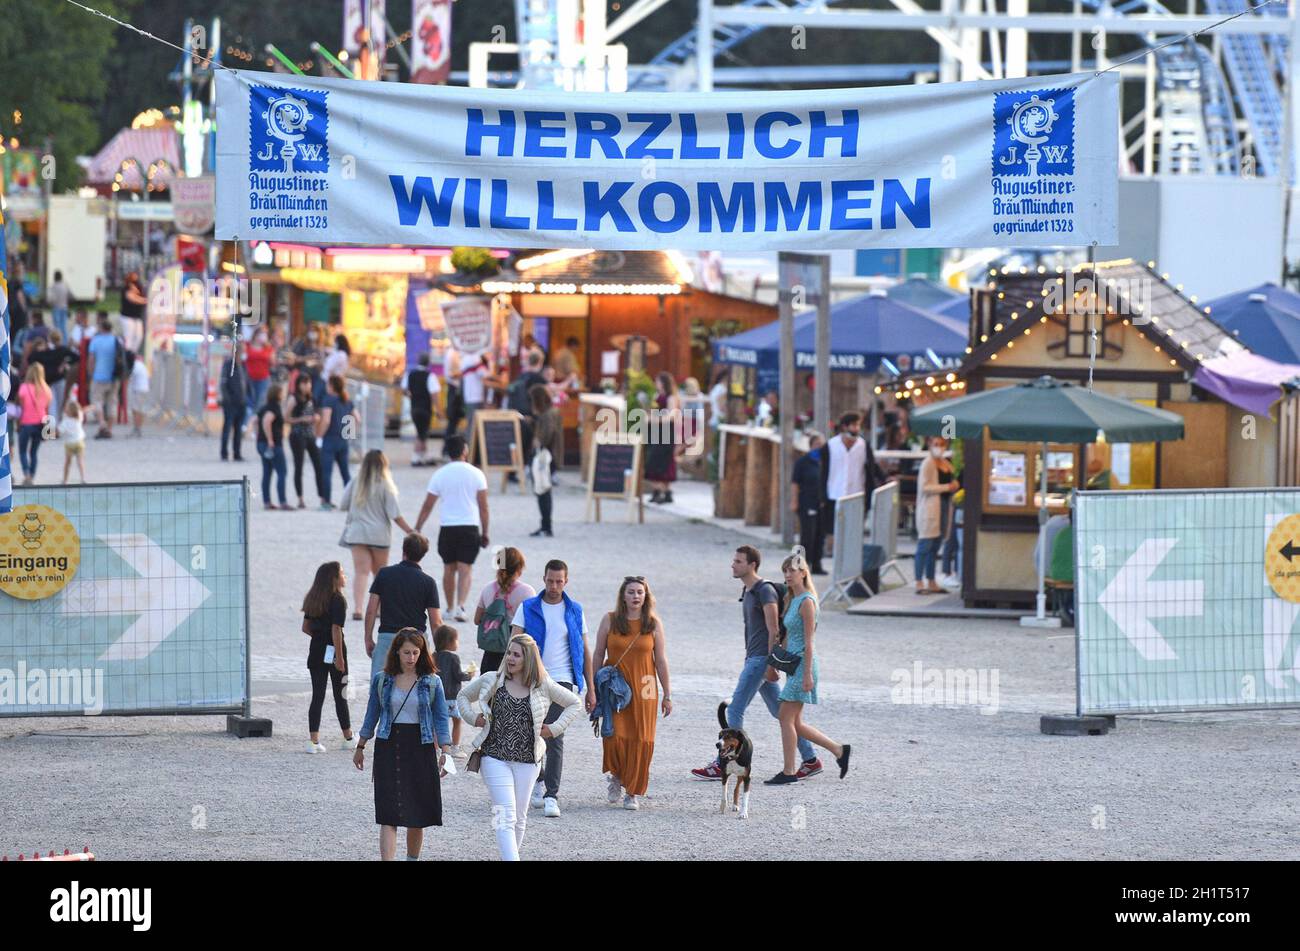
[{"xmin": 472, "ymin": 546, "xmax": 535, "ymax": 673}]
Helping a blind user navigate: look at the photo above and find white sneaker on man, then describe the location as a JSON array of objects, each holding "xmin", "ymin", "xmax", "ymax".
[
  {"xmin": 454, "ymin": 605, "xmax": 468, "ymax": 623},
  {"xmin": 305, "ymin": 740, "xmax": 327, "ymax": 754},
  {"xmin": 530, "ymin": 780, "xmax": 545, "ymax": 809},
  {"xmin": 543, "ymin": 797, "xmax": 561, "ymax": 818},
  {"xmin": 606, "ymin": 774, "xmax": 623, "ymax": 804}
]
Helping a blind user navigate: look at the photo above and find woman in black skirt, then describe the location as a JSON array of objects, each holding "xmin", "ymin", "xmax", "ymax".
[{"xmin": 354, "ymin": 628, "xmax": 451, "ymax": 861}]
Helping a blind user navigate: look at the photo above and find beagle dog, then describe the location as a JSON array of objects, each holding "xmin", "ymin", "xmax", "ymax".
[{"xmin": 716, "ymin": 702, "xmax": 753, "ymax": 819}]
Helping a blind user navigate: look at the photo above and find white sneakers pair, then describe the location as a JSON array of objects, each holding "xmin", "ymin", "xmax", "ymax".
[
  {"xmin": 306, "ymin": 736, "xmax": 357, "ymax": 753},
  {"xmin": 531, "ymin": 782, "xmax": 561, "ymax": 818}
]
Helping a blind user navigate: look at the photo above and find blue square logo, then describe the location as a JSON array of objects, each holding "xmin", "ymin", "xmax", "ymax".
[
  {"xmin": 993, "ymin": 88, "xmax": 1074, "ymax": 177},
  {"xmin": 249, "ymin": 86, "xmax": 329, "ymax": 174}
]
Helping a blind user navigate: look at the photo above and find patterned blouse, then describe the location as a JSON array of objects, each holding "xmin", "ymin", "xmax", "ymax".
[{"xmin": 480, "ymin": 685, "xmax": 535, "ymax": 764}]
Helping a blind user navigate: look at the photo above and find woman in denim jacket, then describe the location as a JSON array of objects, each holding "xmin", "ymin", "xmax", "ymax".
[{"xmin": 354, "ymin": 628, "xmax": 451, "ymax": 861}]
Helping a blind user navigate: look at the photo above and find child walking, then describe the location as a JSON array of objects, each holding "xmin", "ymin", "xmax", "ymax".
[
  {"xmin": 59, "ymin": 400, "xmax": 87, "ymax": 484},
  {"xmin": 433, "ymin": 624, "xmax": 475, "ymax": 749}
]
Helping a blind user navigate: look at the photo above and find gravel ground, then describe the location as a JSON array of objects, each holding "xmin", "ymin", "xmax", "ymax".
[{"xmin": 2, "ymin": 424, "xmax": 1297, "ymax": 860}]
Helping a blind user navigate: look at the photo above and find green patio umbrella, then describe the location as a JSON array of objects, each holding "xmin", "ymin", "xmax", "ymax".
[{"xmin": 910, "ymin": 375, "xmax": 1186, "ymax": 626}]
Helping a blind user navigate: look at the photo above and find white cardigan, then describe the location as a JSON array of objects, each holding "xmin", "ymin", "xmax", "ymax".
[{"xmin": 457, "ymin": 668, "xmax": 582, "ymax": 764}]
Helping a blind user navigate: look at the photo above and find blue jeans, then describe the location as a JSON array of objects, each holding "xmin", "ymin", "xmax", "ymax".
[
  {"xmin": 260, "ymin": 444, "xmax": 287, "ymax": 506},
  {"xmin": 18, "ymin": 423, "xmax": 43, "ymax": 478},
  {"xmin": 941, "ymin": 526, "xmax": 961, "ymax": 576},
  {"xmin": 52, "ymin": 308, "xmax": 68, "ymax": 339},
  {"xmin": 320, "ymin": 440, "xmax": 350, "ymax": 503},
  {"xmin": 244, "ymin": 378, "xmax": 270, "ymax": 426},
  {"xmin": 729, "ymin": 655, "xmax": 815, "ymax": 763},
  {"xmin": 915, "ymin": 536, "xmax": 940, "ymax": 583}
]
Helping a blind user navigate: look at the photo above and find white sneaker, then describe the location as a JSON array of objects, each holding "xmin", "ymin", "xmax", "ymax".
[
  {"xmin": 305, "ymin": 740, "xmax": 327, "ymax": 754},
  {"xmin": 530, "ymin": 781, "xmax": 545, "ymax": 809},
  {"xmin": 606, "ymin": 774, "xmax": 623, "ymax": 804},
  {"xmin": 341, "ymin": 735, "xmax": 358, "ymax": 750},
  {"xmin": 543, "ymin": 796, "xmax": 561, "ymax": 818},
  {"xmin": 622, "ymin": 794, "xmax": 639, "ymax": 811},
  {"xmin": 454, "ymin": 605, "xmax": 468, "ymax": 623}
]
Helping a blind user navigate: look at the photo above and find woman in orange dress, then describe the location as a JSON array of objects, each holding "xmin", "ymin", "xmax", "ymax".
[{"xmin": 592, "ymin": 576, "xmax": 672, "ymax": 810}]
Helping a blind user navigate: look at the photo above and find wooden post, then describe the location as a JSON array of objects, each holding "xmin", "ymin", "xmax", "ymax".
[
  {"xmin": 744, "ymin": 434, "xmax": 772, "ymax": 526},
  {"xmin": 716, "ymin": 429, "xmax": 746, "ymax": 519}
]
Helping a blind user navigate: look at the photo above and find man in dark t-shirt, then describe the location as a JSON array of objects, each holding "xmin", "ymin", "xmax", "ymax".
[
  {"xmin": 691, "ymin": 545, "xmax": 821, "ymax": 781},
  {"xmin": 364, "ymin": 532, "xmax": 443, "ymax": 681}
]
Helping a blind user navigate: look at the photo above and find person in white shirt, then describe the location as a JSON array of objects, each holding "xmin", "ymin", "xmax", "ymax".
[
  {"xmin": 708, "ymin": 368, "xmax": 729, "ymax": 429},
  {"xmin": 59, "ymin": 399, "xmax": 88, "ymax": 484},
  {"xmin": 48, "ymin": 270, "xmax": 71, "ymax": 339},
  {"xmin": 323, "ymin": 333, "xmax": 351, "ymax": 382},
  {"xmin": 68, "ymin": 309, "xmax": 92, "ymax": 347},
  {"xmin": 414, "ymin": 434, "xmax": 490, "ymax": 623},
  {"xmin": 822, "ymin": 412, "xmax": 867, "ymax": 559},
  {"xmin": 128, "ymin": 353, "xmax": 150, "ymax": 437},
  {"xmin": 460, "ymin": 352, "xmax": 490, "ymax": 436},
  {"xmin": 509, "ymin": 559, "xmax": 595, "ymax": 819}
]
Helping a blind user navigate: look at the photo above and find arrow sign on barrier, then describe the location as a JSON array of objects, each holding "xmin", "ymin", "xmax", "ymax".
[
  {"xmin": 59, "ymin": 534, "xmax": 212, "ymax": 662},
  {"xmin": 1098, "ymin": 538, "xmax": 1203, "ymax": 662}
]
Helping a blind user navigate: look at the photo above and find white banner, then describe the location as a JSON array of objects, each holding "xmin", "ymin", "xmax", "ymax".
[
  {"xmin": 216, "ymin": 69, "xmax": 1119, "ymax": 251},
  {"xmin": 343, "ymin": 0, "xmax": 386, "ymax": 56}
]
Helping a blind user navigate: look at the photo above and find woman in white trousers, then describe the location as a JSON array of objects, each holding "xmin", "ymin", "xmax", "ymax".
[{"xmin": 458, "ymin": 634, "xmax": 581, "ymax": 860}]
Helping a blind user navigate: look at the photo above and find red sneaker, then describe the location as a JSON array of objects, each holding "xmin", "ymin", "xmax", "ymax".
[
  {"xmin": 690, "ymin": 762, "xmax": 723, "ymax": 781},
  {"xmin": 795, "ymin": 758, "xmax": 824, "ymax": 779}
]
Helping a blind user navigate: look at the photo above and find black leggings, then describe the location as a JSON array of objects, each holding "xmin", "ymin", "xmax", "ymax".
[
  {"xmin": 308, "ymin": 663, "xmax": 350, "ymax": 733},
  {"xmin": 536, "ymin": 490, "xmax": 553, "ymax": 532},
  {"xmin": 289, "ymin": 431, "xmax": 323, "ymax": 502}
]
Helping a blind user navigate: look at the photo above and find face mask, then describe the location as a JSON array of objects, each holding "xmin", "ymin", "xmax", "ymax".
[{"xmin": 931, "ymin": 446, "xmax": 944, "ymax": 458}]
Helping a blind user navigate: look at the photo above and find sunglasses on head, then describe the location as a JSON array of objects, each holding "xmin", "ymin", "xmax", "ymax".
[{"xmin": 623, "ymin": 576, "xmax": 646, "ymax": 583}]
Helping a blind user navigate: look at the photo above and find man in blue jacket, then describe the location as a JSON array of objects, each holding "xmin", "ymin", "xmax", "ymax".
[{"xmin": 510, "ymin": 559, "xmax": 595, "ymax": 819}]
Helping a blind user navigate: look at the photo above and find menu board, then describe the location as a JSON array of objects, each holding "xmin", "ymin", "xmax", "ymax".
[
  {"xmin": 988, "ymin": 450, "xmax": 1028, "ymax": 507},
  {"xmin": 590, "ymin": 441, "xmax": 639, "ymax": 497},
  {"xmin": 480, "ymin": 417, "xmax": 519, "ymax": 469}
]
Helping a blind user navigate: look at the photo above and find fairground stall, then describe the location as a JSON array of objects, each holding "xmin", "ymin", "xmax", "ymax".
[{"xmin": 887, "ymin": 259, "xmax": 1300, "ymax": 608}]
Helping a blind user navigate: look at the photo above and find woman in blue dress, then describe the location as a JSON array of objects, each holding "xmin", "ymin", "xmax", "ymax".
[{"xmin": 765, "ymin": 547, "xmax": 852, "ymax": 786}]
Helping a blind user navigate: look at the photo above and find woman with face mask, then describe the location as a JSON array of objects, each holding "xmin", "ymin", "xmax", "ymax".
[
  {"xmin": 242, "ymin": 327, "xmax": 276, "ymax": 432},
  {"xmin": 456, "ymin": 634, "xmax": 581, "ymax": 861},
  {"xmin": 915, "ymin": 436, "xmax": 960, "ymax": 594},
  {"xmin": 292, "ymin": 326, "xmax": 326, "ymax": 403}
]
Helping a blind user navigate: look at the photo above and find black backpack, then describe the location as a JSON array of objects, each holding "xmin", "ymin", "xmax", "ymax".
[
  {"xmin": 757, "ymin": 579, "xmax": 789, "ymax": 643},
  {"xmin": 111, "ymin": 336, "xmax": 128, "ymax": 381}
]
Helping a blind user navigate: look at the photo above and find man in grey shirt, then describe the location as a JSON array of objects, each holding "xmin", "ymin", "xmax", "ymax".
[{"xmin": 691, "ymin": 545, "xmax": 820, "ymax": 780}]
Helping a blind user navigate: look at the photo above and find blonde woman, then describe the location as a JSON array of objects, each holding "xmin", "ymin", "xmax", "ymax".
[
  {"xmin": 765, "ymin": 547, "xmax": 851, "ymax": 786},
  {"xmin": 17, "ymin": 362, "xmax": 53, "ymax": 485},
  {"xmin": 457, "ymin": 634, "xmax": 581, "ymax": 861},
  {"xmin": 341, "ymin": 449, "xmax": 415, "ymax": 619},
  {"xmin": 592, "ymin": 575, "xmax": 672, "ymax": 810}
]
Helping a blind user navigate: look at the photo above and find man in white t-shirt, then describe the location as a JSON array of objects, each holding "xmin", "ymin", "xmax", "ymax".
[
  {"xmin": 460, "ymin": 352, "xmax": 490, "ymax": 436},
  {"xmin": 509, "ymin": 559, "xmax": 595, "ymax": 819},
  {"xmin": 822, "ymin": 411, "xmax": 867, "ymax": 559},
  {"xmin": 415, "ymin": 434, "xmax": 490, "ymax": 622}
]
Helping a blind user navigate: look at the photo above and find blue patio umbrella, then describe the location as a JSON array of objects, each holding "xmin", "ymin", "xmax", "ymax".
[
  {"xmin": 1204, "ymin": 283, "xmax": 1300, "ymax": 364},
  {"xmin": 712, "ymin": 292, "xmax": 968, "ymax": 389},
  {"xmin": 885, "ymin": 277, "xmax": 962, "ymax": 310}
]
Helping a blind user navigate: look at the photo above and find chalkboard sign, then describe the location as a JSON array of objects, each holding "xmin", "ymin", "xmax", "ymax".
[
  {"xmin": 481, "ymin": 418, "xmax": 519, "ymax": 469},
  {"xmin": 591, "ymin": 442, "xmax": 638, "ymax": 496},
  {"xmin": 585, "ymin": 437, "xmax": 643, "ymax": 524},
  {"xmin": 470, "ymin": 410, "xmax": 526, "ymax": 493}
]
